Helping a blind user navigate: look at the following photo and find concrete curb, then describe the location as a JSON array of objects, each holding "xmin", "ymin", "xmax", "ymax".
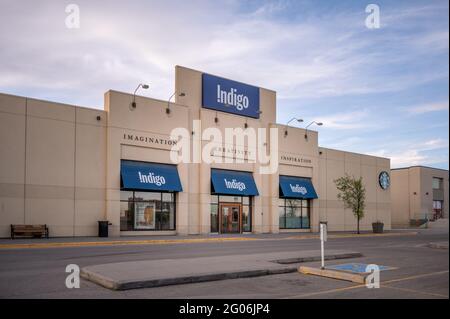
[
  {"xmin": 274, "ymin": 252, "xmax": 362, "ymax": 264},
  {"xmin": 298, "ymin": 266, "xmax": 367, "ymax": 284},
  {"xmin": 427, "ymin": 242, "xmax": 449, "ymax": 249},
  {"xmin": 81, "ymin": 267, "xmax": 298, "ymax": 290}
]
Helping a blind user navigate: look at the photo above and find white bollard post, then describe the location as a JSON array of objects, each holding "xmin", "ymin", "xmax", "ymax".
[{"xmin": 320, "ymin": 223, "xmax": 327, "ymax": 270}]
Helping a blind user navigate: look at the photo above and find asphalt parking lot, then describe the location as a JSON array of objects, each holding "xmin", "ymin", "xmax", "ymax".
[{"xmin": 0, "ymin": 228, "xmax": 448, "ymax": 299}]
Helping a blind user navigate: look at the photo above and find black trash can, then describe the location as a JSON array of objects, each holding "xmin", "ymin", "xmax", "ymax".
[{"xmin": 98, "ymin": 221, "xmax": 109, "ymax": 237}]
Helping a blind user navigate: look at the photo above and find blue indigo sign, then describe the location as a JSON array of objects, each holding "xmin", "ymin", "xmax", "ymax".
[
  {"xmin": 202, "ymin": 73, "xmax": 260, "ymax": 118},
  {"xmin": 279, "ymin": 175, "xmax": 318, "ymax": 199},
  {"xmin": 121, "ymin": 160, "xmax": 182, "ymax": 192},
  {"xmin": 211, "ymin": 169, "xmax": 259, "ymax": 196}
]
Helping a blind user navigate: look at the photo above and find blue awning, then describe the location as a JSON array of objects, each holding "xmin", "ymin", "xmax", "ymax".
[
  {"xmin": 211, "ymin": 169, "xmax": 259, "ymax": 196},
  {"xmin": 121, "ymin": 160, "xmax": 182, "ymax": 192},
  {"xmin": 279, "ymin": 175, "xmax": 318, "ymax": 199}
]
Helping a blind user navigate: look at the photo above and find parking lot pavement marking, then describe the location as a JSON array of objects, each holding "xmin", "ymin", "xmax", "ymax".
[
  {"xmin": 326, "ymin": 263, "xmax": 396, "ymax": 273},
  {"xmin": 382, "ymin": 270, "xmax": 449, "ymax": 285},
  {"xmin": 0, "ymin": 237, "xmax": 260, "ymax": 250},
  {"xmin": 285, "ymin": 270, "xmax": 449, "ymax": 299},
  {"xmin": 283, "ymin": 283, "xmax": 367, "ymax": 299},
  {"xmin": 380, "ymin": 285, "xmax": 448, "ymax": 298}
]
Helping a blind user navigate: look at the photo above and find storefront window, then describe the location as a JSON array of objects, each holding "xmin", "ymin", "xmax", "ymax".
[
  {"xmin": 301, "ymin": 206, "xmax": 310, "ymax": 228},
  {"xmin": 279, "ymin": 198, "xmax": 310, "ymax": 229},
  {"xmin": 162, "ymin": 192, "xmax": 174, "ymax": 202},
  {"xmin": 134, "ymin": 191, "xmax": 161, "ymax": 201},
  {"xmin": 219, "ymin": 195, "xmax": 242, "ymax": 203},
  {"xmin": 210, "ymin": 204, "xmax": 218, "ymax": 233},
  {"xmin": 120, "ymin": 191, "xmax": 176, "ymax": 231},
  {"xmin": 120, "ymin": 201, "xmax": 133, "ymax": 231},
  {"xmin": 286, "ymin": 206, "xmax": 301, "ymax": 228},
  {"xmin": 242, "ymin": 205, "xmax": 251, "ymax": 232},
  {"xmin": 134, "ymin": 201, "xmax": 157, "ymax": 229},
  {"xmin": 278, "ymin": 206, "xmax": 286, "ymax": 228},
  {"xmin": 432, "ymin": 177, "xmax": 443, "ymax": 190},
  {"xmin": 120, "ymin": 191, "xmax": 133, "ymax": 202},
  {"xmin": 433, "ymin": 200, "xmax": 444, "ymax": 220}
]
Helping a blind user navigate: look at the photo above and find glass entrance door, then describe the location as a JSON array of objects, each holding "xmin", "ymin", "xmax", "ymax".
[{"xmin": 219, "ymin": 204, "xmax": 241, "ymax": 233}]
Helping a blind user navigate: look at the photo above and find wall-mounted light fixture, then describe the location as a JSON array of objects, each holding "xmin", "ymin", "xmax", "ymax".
[
  {"xmin": 214, "ymin": 112, "xmax": 219, "ymax": 124},
  {"xmin": 244, "ymin": 119, "xmax": 248, "ymax": 129},
  {"xmin": 167, "ymin": 92, "xmax": 186, "ymax": 114},
  {"xmin": 131, "ymin": 83, "xmax": 149, "ymax": 109},
  {"xmin": 284, "ymin": 117, "xmax": 303, "ymax": 137},
  {"xmin": 304, "ymin": 121, "xmax": 323, "ymax": 140}
]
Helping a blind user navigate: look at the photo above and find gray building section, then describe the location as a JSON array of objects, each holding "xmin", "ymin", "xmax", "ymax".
[{"xmin": 391, "ymin": 166, "xmax": 449, "ymax": 227}]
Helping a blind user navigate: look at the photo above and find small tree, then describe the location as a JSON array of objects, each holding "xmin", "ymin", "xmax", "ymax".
[{"xmin": 334, "ymin": 174, "xmax": 366, "ymax": 234}]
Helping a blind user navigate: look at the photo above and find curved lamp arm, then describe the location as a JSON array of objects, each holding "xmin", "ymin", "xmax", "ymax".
[
  {"xmin": 304, "ymin": 121, "xmax": 323, "ymax": 139},
  {"xmin": 131, "ymin": 83, "xmax": 149, "ymax": 108},
  {"xmin": 166, "ymin": 92, "xmax": 186, "ymax": 114},
  {"xmin": 284, "ymin": 117, "xmax": 304, "ymax": 137}
]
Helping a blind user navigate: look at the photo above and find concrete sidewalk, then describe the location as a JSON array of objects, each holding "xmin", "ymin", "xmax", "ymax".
[{"xmin": 81, "ymin": 250, "xmax": 362, "ymax": 290}]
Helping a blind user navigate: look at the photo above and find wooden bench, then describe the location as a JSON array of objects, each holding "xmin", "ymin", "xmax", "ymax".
[{"xmin": 10, "ymin": 224, "xmax": 49, "ymax": 239}]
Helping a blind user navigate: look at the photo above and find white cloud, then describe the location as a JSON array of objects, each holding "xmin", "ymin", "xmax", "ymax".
[
  {"xmin": 369, "ymin": 138, "xmax": 449, "ymax": 168},
  {"xmin": 0, "ymin": 1, "xmax": 447, "ymax": 170},
  {"xmin": 0, "ymin": 0, "xmax": 447, "ymax": 108},
  {"xmin": 407, "ymin": 101, "xmax": 449, "ymax": 114},
  {"xmin": 314, "ymin": 109, "xmax": 372, "ymax": 130},
  {"xmin": 319, "ymin": 136, "xmax": 365, "ymax": 151}
]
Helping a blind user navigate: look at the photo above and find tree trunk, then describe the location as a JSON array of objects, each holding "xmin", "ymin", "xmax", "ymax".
[{"xmin": 357, "ymin": 217, "xmax": 360, "ymax": 234}]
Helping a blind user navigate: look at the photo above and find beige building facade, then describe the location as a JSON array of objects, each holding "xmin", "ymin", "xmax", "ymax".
[
  {"xmin": 0, "ymin": 66, "xmax": 392, "ymax": 238},
  {"xmin": 391, "ymin": 166, "xmax": 449, "ymax": 228}
]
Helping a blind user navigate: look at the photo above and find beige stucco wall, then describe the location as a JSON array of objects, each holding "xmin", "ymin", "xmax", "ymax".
[
  {"xmin": 391, "ymin": 166, "xmax": 449, "ymax": 227},
  {"xmin": 0, "ymin": 92, "xmax": 106, "ymax": 238},
  {"xmin": 420, "ymin": 167, "xmax": 449, "ymax": 220},
  {"xmin": 0, "ymin": 65, "xmax": 396, "ymax": 237},
  {"xmin": 390, "ymin": 168, "xmax": 411, "ymax": 227},
  {"xmin": 317, "ymin": 148, "xmax": 391, "ymax": 232}
]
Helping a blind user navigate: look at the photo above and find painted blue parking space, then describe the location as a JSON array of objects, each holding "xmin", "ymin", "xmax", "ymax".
[{"xmin": 326, "ymin": 263, "xmax": 395, "ymax": 274}]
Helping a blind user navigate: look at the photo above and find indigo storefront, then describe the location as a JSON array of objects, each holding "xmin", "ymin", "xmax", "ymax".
[
  {"xmin": 278, "ymin": 176, "xmax": 318, "ymax": 230},
  {"xmin": 119, "ymin": 160, "xmax": 182, "ymax": 231},
  {"xmin": 210, "ymin": 169, "xmax": 258, "ymax": 233},
  {"xmin": 0, "ymin": 65, "xmax": 392, "ymax": 237}
]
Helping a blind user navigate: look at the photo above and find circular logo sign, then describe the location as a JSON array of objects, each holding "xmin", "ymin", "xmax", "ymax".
[{"xmin": 379, "ymin": 171, "xmax": 390, "ymax": 190}]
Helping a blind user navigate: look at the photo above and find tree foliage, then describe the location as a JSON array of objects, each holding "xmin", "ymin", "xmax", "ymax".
[{"xmin": 334, "ymin": 174, "xmax": 366, "ymax": 234}]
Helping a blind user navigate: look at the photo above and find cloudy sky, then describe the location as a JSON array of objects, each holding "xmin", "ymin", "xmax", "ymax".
[{"xmin": 0, "ymin": 0, "xmax": 448, "ymax": 169}]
